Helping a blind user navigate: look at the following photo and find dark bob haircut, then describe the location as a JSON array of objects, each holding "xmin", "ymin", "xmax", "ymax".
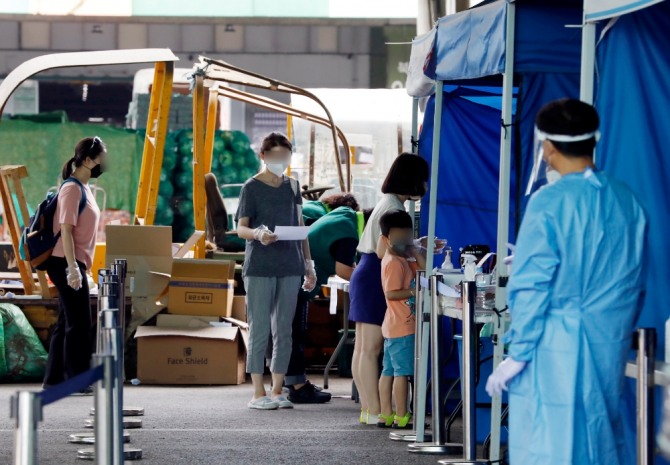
[
  {"xmin": 381, "ymin": 153, "xmax": 429, "ymax": 197},
  {"xmin": 379, "ymin": 210, "xmax": 414, "ymax": 237}
]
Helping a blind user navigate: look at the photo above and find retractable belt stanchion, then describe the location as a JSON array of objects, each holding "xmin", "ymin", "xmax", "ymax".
[
  {"xmin": 79, "ymin": 270, "xmax": 142, "ymax": 462},
  {"xmin": 10, "ymin": 392, "xmax": 41, "ymax": 465},
  {"xmin": 391, "ymin": 270, "xmax": 427, "ymax": 442},
  {"xmin": 86, "ymin": 354, "xmax": 114, "ymax": 465},
  {"xmin": 108, "ymin": 260, "xmax": 144, "ymax": 418},
  {"xmin": 635, "ymin": 328, "xmax": 656, "ymax": 465},
  {"xmin": 439, "ymin": 280, "xmax": 487, "ymax": 465},
  {"xmin": 409, "ymin": 274, "xmax": 462, "ymax": 455}
]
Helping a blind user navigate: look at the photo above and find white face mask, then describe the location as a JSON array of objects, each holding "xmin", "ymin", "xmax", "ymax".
[
  {"xmin": 546, "ymin": 168, "xmax": 562, "ymax": 185},
  {"xmin": 266, "ymin": 162, "xmax": 288, "ymax": 176}
]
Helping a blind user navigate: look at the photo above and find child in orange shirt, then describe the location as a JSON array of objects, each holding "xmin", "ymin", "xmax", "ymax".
[{"xmin": 377, "ymin": 210, "xmax": 426, "ymax": 429}]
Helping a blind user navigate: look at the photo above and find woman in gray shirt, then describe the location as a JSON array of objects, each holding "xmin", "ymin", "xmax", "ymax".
[{"xmin": 236, "ymin": 132, "xmax": 316, "ymax": 410}]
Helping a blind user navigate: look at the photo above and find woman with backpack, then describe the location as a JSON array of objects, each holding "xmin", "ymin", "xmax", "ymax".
[{"xmin": 42, "ymin": 136, "xmax": 105, "ymax": 393}]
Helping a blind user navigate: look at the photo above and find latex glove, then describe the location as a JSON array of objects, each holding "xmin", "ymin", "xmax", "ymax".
[
  {"xmin": 302, "ymin": 260, "xmax": 317, "ymax": 292},
  {"xmin": 415, "ymin": 236, "xmax": 447, "ymax": 255},
  {"xmin": 485, "ymin": 358, "xmax": 527, "ymax": 397},
  {"xmin": 253, "ymin": 226, "xmax": 278, "ymax": 246},
  {"xmin": 66, "ymin": 266, "xmax": 83, "ymax": 291},
  {"xmin": 503, "ymin": 243, "xmax": 516, "ymax": 267}
]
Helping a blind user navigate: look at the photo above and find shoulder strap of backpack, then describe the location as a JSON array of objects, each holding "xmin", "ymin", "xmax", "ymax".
[{"xmin": 62, "ymin": 177, "xmax": 87, "ymax": 215}]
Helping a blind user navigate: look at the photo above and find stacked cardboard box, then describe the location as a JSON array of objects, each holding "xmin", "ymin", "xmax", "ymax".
[{"xmin": 105, "ymin": 225, "xmax": 248, "ymax": 385}]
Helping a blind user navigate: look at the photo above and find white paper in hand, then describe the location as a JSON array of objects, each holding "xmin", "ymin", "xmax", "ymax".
[{"xmin": 274, "ymin": 226, "xmax": 310, "ymax": 241}]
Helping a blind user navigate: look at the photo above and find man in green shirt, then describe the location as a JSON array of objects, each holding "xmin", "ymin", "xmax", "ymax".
[
  {"xmin": 285, "ymin": 205, "xmax": 372, "ymax": 403},
  {"xmin": 302, "ymin": 193, "xmax": 360, "ymax": 226}
]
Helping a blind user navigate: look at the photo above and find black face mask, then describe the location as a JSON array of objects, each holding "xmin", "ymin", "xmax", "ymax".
[{"xmin": 89, "ymin": 162, "xmax": 105, "ymax": 178}]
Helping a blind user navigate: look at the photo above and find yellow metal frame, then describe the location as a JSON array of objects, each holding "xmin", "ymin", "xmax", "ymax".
[
  {"xmin": 191, "ymin": 74, "xmax": 207, "ymax": 258},
  {"xmin": 197, "ymin": 56, "xmax": 352, "ymax": 191},
  {"xmin": 0, "ymin": 165, "xmax": 52, "ymax": 297},
  {"xmin": 191, "ymin": 79, "xmax": 353, "ymax": 259},
  {"xmin": 134, "ymin": 61, "xmax": 175, "ymax": 225}
]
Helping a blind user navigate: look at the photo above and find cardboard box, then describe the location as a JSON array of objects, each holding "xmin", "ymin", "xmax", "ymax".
[
  {"xmin": 105, "ymin": 226, "xmax": 205, "ymax": 333},
  {"xmin": 106, "ymin": 226, "xmax": 174, "ymax": 298},
  {"xmin": 166, "ymin": 259, "xmax": 236, "ymax": 318},
  {"xmin": 156, "ymin": 314, "xmax": 219, "ymax": 329},
  {"xmin": 231, "ymin": 296, "xmax": 246, "ymax": 322},
  {"xmin": 135, "ymin": 319, "xmax": 248, "ymax": 385}
]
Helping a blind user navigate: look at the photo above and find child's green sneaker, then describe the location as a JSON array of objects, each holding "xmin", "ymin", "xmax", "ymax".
[
  {"xmin": 359, "ymin": 408, "xmax": 365, "ymax": 424},
  {"xmin": 392, "ymin": 412, "xmax": 413, "ymax": 429},
  {"xmin": 377, "ymin": 412, "xmax": 395, "ymax": 428}
]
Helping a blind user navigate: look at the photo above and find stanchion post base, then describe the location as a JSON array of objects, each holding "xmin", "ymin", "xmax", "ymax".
[
  {"xmin": 389, "ymin": 432, "xmax": 433, "ymax": 442},
  {"xmin": 84, "ymin": 418, "xmax": 143, "ymax": 429},
  {"xmin": 408, "ymin": 442, "xmax": 462, "ymax": 455},
  {"xmin": 437, "ymin": 460, "xmax": 488, "ymax": 465},
  {"xmin": 90, "ymin": 407, "xmax": 145, "ymax": 417},
  {"xmin": 77, "ymin": 447, "xmax": 143, "ymax": 461},
  {"xmin": 68, "ymin": 432, "xmax": 130, "ymax": 444}
]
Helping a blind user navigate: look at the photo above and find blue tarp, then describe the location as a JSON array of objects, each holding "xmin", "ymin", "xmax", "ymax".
[
  {"xmin": 419, "ymin": 88, "xmax": 517, "ymax": 263},
  {"xmin": 425, "ymin": 1, "xmax": 582, "ymax": 81},
  {"xmin": 596, "ymin": 3, "xmax": 670, "ymax": 463}
]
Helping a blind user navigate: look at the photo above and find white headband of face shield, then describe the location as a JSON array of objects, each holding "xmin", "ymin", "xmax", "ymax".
[{"xmin": 535, "ymin": 129, "xmax": 601, "ymax": 143}]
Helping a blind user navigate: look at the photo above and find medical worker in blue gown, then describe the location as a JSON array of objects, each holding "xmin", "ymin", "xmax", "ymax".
[{"xmin": 486, "ymin": 99, "xmax": 647, "ymax": 465}]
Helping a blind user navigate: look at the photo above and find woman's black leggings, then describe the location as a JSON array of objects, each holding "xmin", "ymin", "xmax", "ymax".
[{"xmin": 42, "ymin": 256, "xmax": 93, "ymax": 386}]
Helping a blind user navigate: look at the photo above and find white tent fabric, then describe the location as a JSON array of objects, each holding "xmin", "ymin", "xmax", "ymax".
[
  {"xmin": 405, "ymin": 28, "xmax": 436, "ymax": 98},
  {"xmin": 584, "ymin": 0, "xmax": 665, "ymax": 21}
]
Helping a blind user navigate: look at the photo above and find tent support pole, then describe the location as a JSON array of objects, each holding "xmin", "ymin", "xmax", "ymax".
[
  {"xmin": 490, "ymin": 1, "xmax": 516, "ymax": 462},
  {"xmin": 580, "ymin": 21, "xmax": 596, "ymax": 105},
  {"xmin": 409, "ymin": 97, "xmax": 420, "ymax": 229},
  {"xmin": 425, "ymin": 84, "xmax": 442, "ymax": 275},
  {"xmin": 412, "ymin": 81, "xmax": 443, "ymax": 447}
]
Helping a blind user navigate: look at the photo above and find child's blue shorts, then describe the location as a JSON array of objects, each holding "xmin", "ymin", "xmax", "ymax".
[{"xmin": 381, "ymin": 334, "xmax": 415, "ymax": 377}]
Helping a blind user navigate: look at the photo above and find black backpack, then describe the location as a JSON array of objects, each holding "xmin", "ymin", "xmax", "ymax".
[{"xmin": 19, "ymin": 178, "xmax": 87, "ymax": 271}]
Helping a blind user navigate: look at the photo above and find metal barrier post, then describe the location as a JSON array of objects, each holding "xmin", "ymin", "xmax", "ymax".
[
  {"xmin": 408, "ymin": 274, "xmax": 461, "ymax": 455},
  {"xmin": 101, "ymin": 274, "xmax": 124, "ymax": 465},
  {"xmin": 636, "ymin": 328, "xmax": 655, "ymax": 465},
  {"xmin": 96, "ymin": 269, "xmax": 113, "ymax": 353},
  {"xmin": 91, "ymin": 354, "xmax": 114, "ymax": 465},
  {"xmin": 439, "ymin": 280, "xmax": 487, "ymax": 464},
  {"xmin": 10, "ymin": 391, "xmax": 41, "ymax": 465}
]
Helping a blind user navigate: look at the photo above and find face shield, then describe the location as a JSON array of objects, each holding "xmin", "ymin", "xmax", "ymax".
[{"xmin": 525, "ymin": 128, "xmax": 600, "ymax": 196}]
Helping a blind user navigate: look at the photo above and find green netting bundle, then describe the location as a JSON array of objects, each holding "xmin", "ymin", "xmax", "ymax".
[{"xmin": 0, "ymin": 304, "xmax": 48, "ymax": 382}]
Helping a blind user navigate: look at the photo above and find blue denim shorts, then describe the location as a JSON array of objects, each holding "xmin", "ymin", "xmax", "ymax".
[{"xmin": 381, "ymin": 334, "xmax": 415, "ymax": 377}]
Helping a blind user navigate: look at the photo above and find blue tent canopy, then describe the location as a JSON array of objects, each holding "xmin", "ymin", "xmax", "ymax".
[
  {"xmin": 425, "ymin": 0, "xmax": 582, "ymax": 81},
  {"xmin": 417, "ymin": 0, "xmax": 582, "ymax": 263}
]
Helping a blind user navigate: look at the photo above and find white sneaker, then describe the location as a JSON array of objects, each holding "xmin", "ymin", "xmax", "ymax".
[
  {"xmin": 248, "ymin": 396, "xmax": 279, "ymax": 410},
  {"xmin": 272, "ymin": 395, "xmax": 294, "ymax": 409}
]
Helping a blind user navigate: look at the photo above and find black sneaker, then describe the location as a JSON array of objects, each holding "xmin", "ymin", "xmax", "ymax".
[
  {"xmin": 72, "ymin": 385, "xmax": 94, "ymax": 396},
  {"xmin": 287, "ymin": 381, "xmax": 332, "ymax": 404}
]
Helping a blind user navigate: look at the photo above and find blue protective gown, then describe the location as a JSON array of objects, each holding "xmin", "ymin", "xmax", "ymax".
[{"xmin": 504, "ymin": 168, "xmax": 647, "ymax": 465}]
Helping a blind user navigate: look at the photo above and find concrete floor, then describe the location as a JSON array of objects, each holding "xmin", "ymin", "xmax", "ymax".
[{"xmin": 0, "ymin": 375, "xmax": 467, "ymax": 465}]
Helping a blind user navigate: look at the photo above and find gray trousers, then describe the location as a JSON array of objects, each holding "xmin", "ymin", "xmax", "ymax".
[{"xmin": 244, "ymin": 276, "xmax": 301, "ymax": 375}]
